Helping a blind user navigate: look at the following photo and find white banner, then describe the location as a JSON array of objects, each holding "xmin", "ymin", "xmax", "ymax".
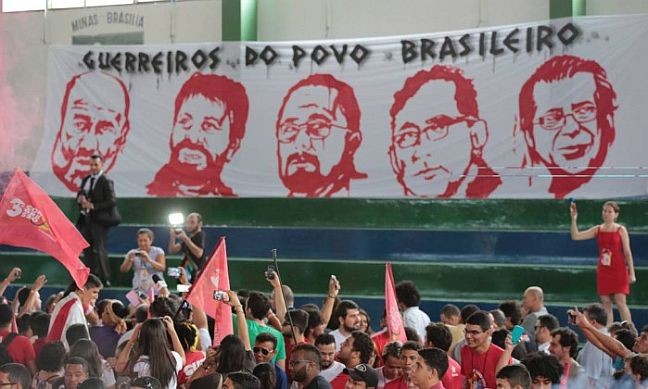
[{"xmin": 30, "ymin": 15, "xmax": 648, "ymax": 198}]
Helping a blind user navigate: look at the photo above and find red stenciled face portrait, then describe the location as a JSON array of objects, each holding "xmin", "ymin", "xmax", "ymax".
[
  {"xmin": 389, "ymin": 65, "xmax": 499, "ymax": 198},
  {"xmin": 276, "ymin": 74, "xmax": 366, "ymax": 197},
  {"xmin": 51, "ymin": 72, "xmax": 130, "ymax": 192},
  {"xmin": 147, "ymin": 72, "xmax": 248, "ymax": 197},
  {"xmin": 518, "ymin": 55, "xmax": 617, "ymax": 198}
]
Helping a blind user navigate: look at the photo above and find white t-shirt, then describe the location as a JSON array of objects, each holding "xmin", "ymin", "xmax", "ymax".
[
  {"xmin": 132, "ymin": 351, "xmax": 183, "ymax": 389},
  {"xmin": 127, "ymin": 246, "xmax": 166, "ymax": 291},
  {"xmin": 330, "ymin": 329, "xmax": 349, "ymax": 352},
  {"xmin": 402, "ymin": 306, "xmax": 431, "ymax": 342}
]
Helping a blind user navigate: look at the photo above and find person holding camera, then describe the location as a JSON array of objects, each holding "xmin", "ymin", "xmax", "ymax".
[
  {"xmin": 120, "ymin": 228, "xmax": 166, "ymax": 293},
  {"xmin": 168, "ymin": 212, "xmax": 205, "ymax": 281}
]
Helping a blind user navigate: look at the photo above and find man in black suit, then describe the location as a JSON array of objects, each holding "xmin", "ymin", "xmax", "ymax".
[{"xmin": 77, "ymin": 154, "xmax": 120, "ymax": 287}]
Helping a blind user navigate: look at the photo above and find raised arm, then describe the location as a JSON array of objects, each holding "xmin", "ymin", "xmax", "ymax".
[
  {"xmin": 177, "ymin": 230, "xmax": 204, "ymax": 259},
  {"xmin": 619, "ymin": 226, "xmax": 636, "ymax": 284},
  {"xmin": 168, "ymin": 229, "xmax": 181, "ymax": 254},
  {"xmin": 321, "ymin": 275, "xmax": 341, "ymax": 327},
  {"xmin": 0, "ymin": 268, "xmax": 22, "ymax": 297},
  {"xmin": 570, "ymin": 203, "xmax": 597, "ymax": 241},
  {"xmin": 163, "ymin": 315, "xmax": 186, "ymax": 364},
  {"xmin": 18, "ymin": 275, "xmax": 47, "ymax": 317},
  {"xmin": 227, "ymin": 290, "xmax": 251, "ymax": 351},
  {"xmin": 267, "ymin": 270, "xmax": 287, "ymax": 324},
  {"xmin": 571, "ymin": 308, "xmax": 631, "ymax": 359}
]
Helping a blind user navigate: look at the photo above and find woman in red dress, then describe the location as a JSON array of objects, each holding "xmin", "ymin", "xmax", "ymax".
[{"xmin": 570, "ymin": 201, "xmax": 636, "ymax": 326}]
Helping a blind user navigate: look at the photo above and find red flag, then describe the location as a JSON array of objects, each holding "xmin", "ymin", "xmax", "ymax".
[
  {"xmin": 385, "ymin": 262, "xmax": 407, "ymax": 343},
  {"xmin": 185, "ymin": 237, "xmax": 233, "ymax": 346},
  {"xmin": 0, "ymin": 169, "xmax": 89, "ymax": 288}
]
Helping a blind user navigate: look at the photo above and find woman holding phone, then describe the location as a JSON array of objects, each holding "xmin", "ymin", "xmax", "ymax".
[
  {"xmin": 120, "ymin": 228, "xmax": 166, "ymax": 292},
  {"xmin": 570, "ymin": 201, "xmax": 636, "ymax": 325}
]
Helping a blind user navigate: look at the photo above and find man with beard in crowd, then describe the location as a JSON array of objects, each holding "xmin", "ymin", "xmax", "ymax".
[
  {"xmin": 147, "ymin": 72, "xmax": 249, "ymax": 196},
  {"xmin": 168, "ymin": 212, "xmax": 205, "ymax": 278},
  {"xmin": 315, "ymin": 334, "xmax": 346, "ymax": 383},
  {"xmin": 330, "ymin": 301, "xmax": 362, "ymax": 353},
  {"xmin": 275, "ymin": 74, "xmax": 367, "ymax": 197},
  {"xmin": 289, "ymin": 343, "xmax": 331, "ymax": 389}
]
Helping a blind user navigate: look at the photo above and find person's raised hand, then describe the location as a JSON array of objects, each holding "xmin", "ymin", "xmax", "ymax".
[
  {"xmin": 31, "ymin": 274, "xmax": 47, "ymax": 291},
  {"xmin": 570, "ymin": 202, "xmax": 578, "ymax": 221},
  {"xmin": 5, "ymin": 267, "xmax": 21, "ymax": 283},
  {"xmin": 328, "ymin": 275, "xmax": 340, "ymax": 298},
  {"xmin": 266, "ymin": 270, "xmax": 281, "ymax": 289}
]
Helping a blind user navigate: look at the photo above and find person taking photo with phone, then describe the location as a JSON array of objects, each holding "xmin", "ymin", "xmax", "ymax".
[{"xmin": 120, "ymin": 228, "xmax": 166, "ymax": 293}]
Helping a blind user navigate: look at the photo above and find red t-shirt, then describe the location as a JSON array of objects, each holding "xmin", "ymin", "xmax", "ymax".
[
  {"xmin": 460, "ymin": 344, "xmax": 507, "ymax": 389},
  {"xmin": 33, "ymin": 337, "xmax": 47, "ymax": 360},
  {"xmin": 177, "ymin": 350, "xmax": 206, "ymax": 385},
  {"xmin": 330, "ymin": 372, "xmax": 349, "ymax": 389},
  {"xmin": 283, "ymin": 337, "xmax": 310, "ymax": 372},
  {"xmin": 0, "ymin": 330, "xmax": 35, "ymax": 366},
  {"xmin": 371, "ymin": 330, "xmax": 391, "ymax": 367},
  {"xmin": 442, "ymin": 356, "xmax": 463, "ymax": 389}
]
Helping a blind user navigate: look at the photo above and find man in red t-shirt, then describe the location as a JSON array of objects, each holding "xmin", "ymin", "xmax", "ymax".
[
  {"xmin": 384, "ymin": 341, "xmax": 420, "ymax": 389},
  {"xmin": 0, "ymin": 304, "xmax": 36, "ymax": 374},
  {"xmin": 425, "ymin": 323, "xmax": 463, "ymax": 389},
  {"xmin": 460, "ymin": 311, "xmax": 509, "ymax": 389}
]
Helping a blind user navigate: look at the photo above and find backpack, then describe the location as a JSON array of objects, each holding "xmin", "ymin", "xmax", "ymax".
[{"xmin": 0, "ymin": 332, "xmax": 18, "ymax": 364}]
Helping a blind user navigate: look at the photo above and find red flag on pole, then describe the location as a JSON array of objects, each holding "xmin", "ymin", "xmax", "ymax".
[
  {"xmin": 385, "ymin": 262, "xmax": 407, "ymax": 343},
  {"xmin": 185, "ymin": 237, "xmax": 233, "ymax": 346},
  {"xmin": 0, "ymin": 169, "xmax": 89, "ymax": 288}
]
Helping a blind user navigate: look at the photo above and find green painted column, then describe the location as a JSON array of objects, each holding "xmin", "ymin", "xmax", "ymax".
[
  {"xmin": 572, "ymin": 0, "xmax": 586, "ymax": 16},
  {"xmin": 222, "ymin": 0, "xmax": 257, "ymax": 41},
  {"xmin": 550, "ymin": 0, "xmax": 573, "ymax": 19},
  {"xmin": 550, "ymin": 0, "xmax": 586, "ymax": 19}
]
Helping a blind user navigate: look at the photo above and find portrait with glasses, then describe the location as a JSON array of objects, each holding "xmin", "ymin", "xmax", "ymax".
[
  {"xmin": 147, "ymin": 72, "xmax": 249, "ymax": 197},
  {"xmin": 275, "ymin": 73, "xmax": 367, "ymax": 197},
  {"xmin": 517, "ymin": 54, "xmax": 617, "ymax": 198},
  {"xmin": 389, "ymin": 65, "xmax": 501, "ymax": 198}
]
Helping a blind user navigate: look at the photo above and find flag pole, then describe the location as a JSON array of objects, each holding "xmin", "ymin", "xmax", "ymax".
[{"xmin": 272, "ymin": 248, "xmax": 297, "ymax": 345}]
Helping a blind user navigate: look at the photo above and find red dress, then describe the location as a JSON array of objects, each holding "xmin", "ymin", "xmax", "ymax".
[{"xmin": 596, "ymin": 226, "xmax": 629, "ymax": 295}]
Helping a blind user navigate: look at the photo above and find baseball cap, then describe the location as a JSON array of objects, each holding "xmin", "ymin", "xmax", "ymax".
[{"xmin": 344, "ymin": 364, "xmax": 379, "ymax": 388}]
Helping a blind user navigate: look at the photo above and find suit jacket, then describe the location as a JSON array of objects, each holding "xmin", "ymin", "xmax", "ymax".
[{"xmin": 77, "ymin": 174, "xmax": 120, "ymax": 227}]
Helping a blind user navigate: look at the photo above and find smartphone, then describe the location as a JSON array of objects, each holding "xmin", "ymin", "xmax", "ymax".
[
  {"xmin": 511, "ymin": 325, "xmax": 525, "ymax": 345},
  {"xmin": 265, "ymin": 265, "xmax": 276, "ymax": 280},
  {"xmin": 177, "ymin": 284, "xmax": 191, "ymax": 293},
  {"xmin": 167, "ymin": 267, "xmax": 181, "ymax": 278},
  {"xmin": 213, "ymin": 290, "xmax": 230, "ymax": 302},
  {"xmin": 137, "ymin": 291, "xmax": 148, "ymax": 300},
  {"xmin": 567, "ymin": 311, "xmax": 577, "ymax": 324}
]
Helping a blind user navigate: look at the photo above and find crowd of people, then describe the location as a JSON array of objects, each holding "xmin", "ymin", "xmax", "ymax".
[{"xmin": 0, "ymin": 259, "xmax": 646, "ymax": 389}]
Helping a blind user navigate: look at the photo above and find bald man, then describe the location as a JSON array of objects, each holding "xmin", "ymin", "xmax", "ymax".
[{"xmin": 521, "ymin": 286, "xmax": 548, "ymax": 350}]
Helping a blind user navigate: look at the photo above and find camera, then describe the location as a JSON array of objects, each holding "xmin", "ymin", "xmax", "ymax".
[
  {"xmin": 167, "ymin": 267, "xmax": 181, "ymax": 278},
  {"xmin": 13, "ymin": 269, "xmax": 21, "ymax": 279},
  {"xmin": 137, "ymin": 291, "xmax": 148, "ymax": 300},
  {"xmin": 213, "ymin": 290, "xmax": 230, "ymax": 302},
  {"xmin": 567, "ymin": 311, "xmax": 577, "ymax": 324},
  {"xmin": 265, "ymin": 265, "xmax": 276, "ymax": 280}
]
